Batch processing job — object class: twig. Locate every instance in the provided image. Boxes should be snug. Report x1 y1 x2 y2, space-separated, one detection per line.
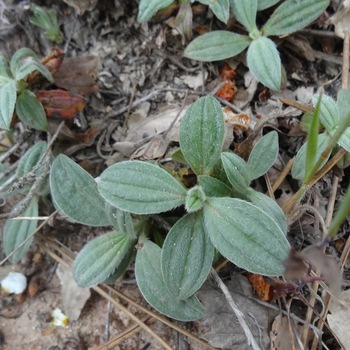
0 131 29 164
210 268 262 350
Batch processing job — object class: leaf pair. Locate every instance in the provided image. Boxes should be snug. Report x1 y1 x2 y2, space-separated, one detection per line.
185 0 329 90
0 48 53 130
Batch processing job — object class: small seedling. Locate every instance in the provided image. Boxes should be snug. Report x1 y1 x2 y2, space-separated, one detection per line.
184 0 329 90
0 48 85 130
0 48 53 130
49 95 291 320
30 4 64 44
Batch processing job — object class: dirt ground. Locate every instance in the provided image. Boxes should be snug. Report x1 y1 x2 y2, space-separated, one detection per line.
0 0 349 349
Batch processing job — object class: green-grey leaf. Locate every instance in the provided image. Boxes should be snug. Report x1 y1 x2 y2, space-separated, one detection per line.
0 53 11 78
0 79 16 130
73 231 136 288
16 90 47 131
161 211 214 300
30 5 63 44
16 141 47 179
262 0 329 36
337 89 350 122
204 197 290 276
313 94 337 134
247 131 279 181
245 188 287 234
180 96 225 175
135 240 205 321
230 0 258 32
198 0 230 24
257 0 280 11
10 48 53 83
184 31 250 62
106 207 136 239
137 0 174 22
3 196 38 264
291 132 331 180
247 36 281 90
98 161 186 215
198 175 233 197
50 154 110 226
338 128 350 153
221 152 250 193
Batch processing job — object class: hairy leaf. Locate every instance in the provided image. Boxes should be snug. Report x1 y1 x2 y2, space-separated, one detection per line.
247 36 281 90
16 90 47 131
257 0 280 11
137 0 174 22
247 131 279 181
3 197 38 264
198 0 230 23
184 31 250 62
50 154 110 226
204 197 290 276
10 48 53 82
221 152 250 194
230 0 258 32
98 161 187 214
180 96 225 175
73 231 136 287
313 94 337 134
198 175 233 197
0 79 16 129
135 240 205 321
262 0 329 36
245 188 287 234
161 211 214 299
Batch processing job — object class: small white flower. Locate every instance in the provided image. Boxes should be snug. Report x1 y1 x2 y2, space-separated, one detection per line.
51 308 69 327
1 272 27 294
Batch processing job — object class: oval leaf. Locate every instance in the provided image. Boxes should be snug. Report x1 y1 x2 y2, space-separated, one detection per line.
262 0 329 36
0 79 16 130
291 132 330 180
50 154 110 226
245 188 287 234
3 197 38 264
198 175 233 197
0 53 11 78
16 141 47 178
73 231 136 288
198 0 230 23
16 90 47 131
230 0 258 32
184 31 250 62
247 131 279 181
180 96 225 175
135 240 205 321
221 152 250 193
247 36 281 90
161 211 214 300
10 48 53 82
257 0 280 11
98 160 187 215
204 197 290 276
137 0 174 22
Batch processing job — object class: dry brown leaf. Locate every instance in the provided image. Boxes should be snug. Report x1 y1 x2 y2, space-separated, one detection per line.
54 56 100 95
327 289 350 349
